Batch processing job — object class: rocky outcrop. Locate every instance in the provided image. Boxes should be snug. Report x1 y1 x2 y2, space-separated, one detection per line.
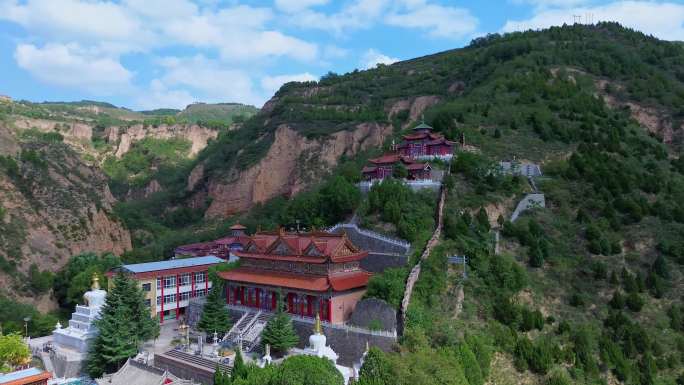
202 122 393 218
13 117 93 142
387 95 441 127
0 138 131 302
111 123 218 157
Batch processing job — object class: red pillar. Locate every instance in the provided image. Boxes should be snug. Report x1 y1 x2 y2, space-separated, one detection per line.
241 286 245 305
160 277 164 324
256 288 261 308
319 298 323 319
271 291 277 310
226 284 230 305
307 295 313 317
176 274 180 319
287 293 294 313
327 298 332 322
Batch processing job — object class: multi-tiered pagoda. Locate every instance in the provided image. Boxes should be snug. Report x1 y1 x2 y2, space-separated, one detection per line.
397 121 455 160
361 154 431 181
218 229 372 324
174 224 252 260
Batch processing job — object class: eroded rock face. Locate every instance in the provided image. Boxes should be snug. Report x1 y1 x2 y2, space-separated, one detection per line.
202 122 393 218
387 95 441 127
112 123 218 158
0 142 131 302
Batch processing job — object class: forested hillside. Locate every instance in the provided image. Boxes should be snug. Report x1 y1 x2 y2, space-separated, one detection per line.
3 21 684 384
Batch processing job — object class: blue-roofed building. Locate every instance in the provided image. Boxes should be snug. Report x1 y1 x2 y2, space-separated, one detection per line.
108 256 224 323
0 367 51 385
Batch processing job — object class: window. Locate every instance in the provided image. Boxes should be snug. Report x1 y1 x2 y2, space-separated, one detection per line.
194 272 206 284
179 292 191 302
179 273 191 286
194 289 206 297
163 294 176 304
157 297 162 306
156 278 161 289
163 276 176 288
144 299 151 307
142 283 151 292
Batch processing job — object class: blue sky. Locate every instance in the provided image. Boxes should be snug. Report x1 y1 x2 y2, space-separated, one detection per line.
1 0 684 110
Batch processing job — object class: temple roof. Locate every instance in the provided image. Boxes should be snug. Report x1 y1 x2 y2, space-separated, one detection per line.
214 235 252 246
95 359 197 385
230 223 247 230
218 268 371 292
0 368 51 385
413 122 433 131
238 230 368 263
361 166 377 174
110 256 224 278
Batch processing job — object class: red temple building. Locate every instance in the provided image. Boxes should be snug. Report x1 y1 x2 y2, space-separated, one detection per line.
218 229 372 324
174 224 252 261
397 121 455 160
361 153 431 181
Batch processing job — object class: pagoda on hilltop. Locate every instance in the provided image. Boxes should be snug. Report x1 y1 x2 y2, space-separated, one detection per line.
174 223 252 261
218 229 372 324
361 153 431 181
397 120 455 160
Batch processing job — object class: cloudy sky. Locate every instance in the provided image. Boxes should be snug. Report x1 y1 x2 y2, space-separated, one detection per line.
1 0 684 110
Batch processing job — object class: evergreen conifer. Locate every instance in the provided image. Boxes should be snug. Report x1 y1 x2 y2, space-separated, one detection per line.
199 281 232 336
87 273 159 377
260 294 299 356
232 347 247 380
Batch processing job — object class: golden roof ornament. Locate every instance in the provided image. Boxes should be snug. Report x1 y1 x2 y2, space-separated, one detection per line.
314 313 322 335
91 272 100 290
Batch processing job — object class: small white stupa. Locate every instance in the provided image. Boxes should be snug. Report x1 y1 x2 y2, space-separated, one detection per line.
304 314 338 362
51 273 107 378
298 314 355 384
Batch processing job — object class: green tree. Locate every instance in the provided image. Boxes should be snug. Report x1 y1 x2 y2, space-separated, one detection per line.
199 281 232 336
274 355 344 385
232 347 248 380
358 347 394 385
458 342 484 385
54 253 122 309
87 273 159 377
0 333 30 373
260 295 299 356
393 163 408 179
214 363 231 385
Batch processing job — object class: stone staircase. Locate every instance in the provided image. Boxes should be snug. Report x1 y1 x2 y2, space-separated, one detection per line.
224 310 273 353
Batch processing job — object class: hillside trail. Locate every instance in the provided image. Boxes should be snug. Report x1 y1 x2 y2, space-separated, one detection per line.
398 186 447 334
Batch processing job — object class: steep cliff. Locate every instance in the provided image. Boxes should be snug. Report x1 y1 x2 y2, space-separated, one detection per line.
199 122 392 218
0 123 131 302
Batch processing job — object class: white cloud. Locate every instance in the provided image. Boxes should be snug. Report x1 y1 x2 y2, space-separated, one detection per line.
14 43 132 93
361 49 399 69
275 0 329 12
0 0 317 61
0 0 153 52
284 0 478 39
386 1 479 39
261 72 318 96
219 31 318 62
285 0 389 35
502 1 684 41
153 55 263 107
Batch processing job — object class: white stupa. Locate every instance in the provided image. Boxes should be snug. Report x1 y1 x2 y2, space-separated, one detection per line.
51 273 107 377
297 314 353 384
